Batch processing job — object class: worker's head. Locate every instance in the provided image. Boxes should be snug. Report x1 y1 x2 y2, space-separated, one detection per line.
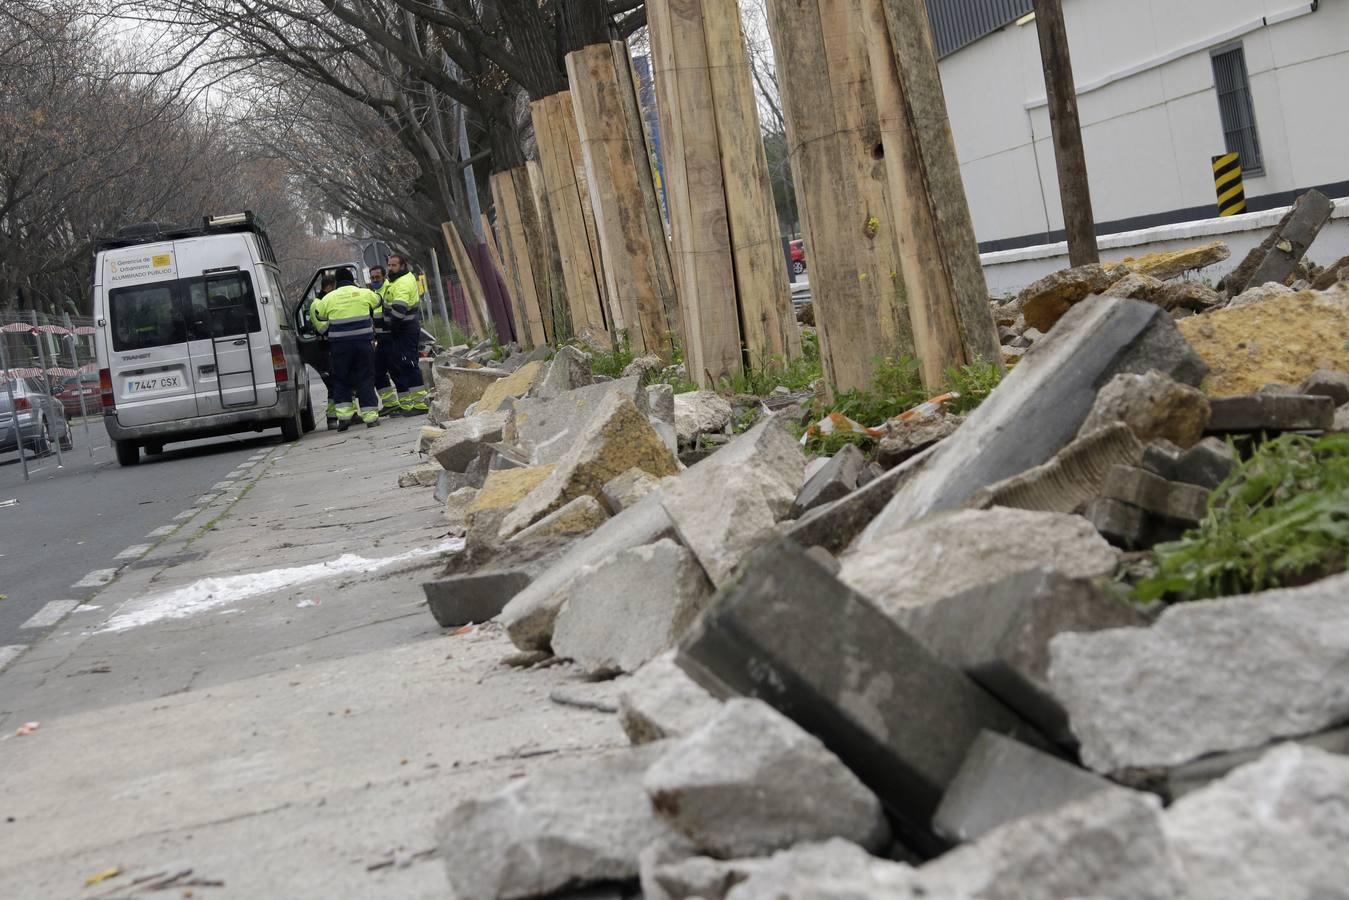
319 274 336 297
387 253 407 277
335 268 356 287
369 265 385 290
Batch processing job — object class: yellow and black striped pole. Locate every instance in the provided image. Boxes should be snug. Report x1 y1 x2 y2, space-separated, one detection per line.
1212 152 1246 216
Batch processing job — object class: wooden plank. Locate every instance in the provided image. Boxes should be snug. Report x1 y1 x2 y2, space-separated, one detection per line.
530 92 611 346
700 0 800 367
765 0 916 392
441 221 489 339
491 169 549 348
480 210 527 348
648 0 744 386
526 159 564 343
872 0 1002 380
566 41 679 361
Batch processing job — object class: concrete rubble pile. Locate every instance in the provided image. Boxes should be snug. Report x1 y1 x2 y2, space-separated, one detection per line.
402 257 1348 896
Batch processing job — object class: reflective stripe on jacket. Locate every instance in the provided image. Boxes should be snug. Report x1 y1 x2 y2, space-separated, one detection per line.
381 272 421 322
310 284 382 341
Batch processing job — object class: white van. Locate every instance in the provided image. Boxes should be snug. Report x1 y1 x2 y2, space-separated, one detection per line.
92 212 315 466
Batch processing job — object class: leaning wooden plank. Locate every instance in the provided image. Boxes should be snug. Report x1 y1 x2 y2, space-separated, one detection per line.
441 221 489 339
480 210 529 349
491 169 549 349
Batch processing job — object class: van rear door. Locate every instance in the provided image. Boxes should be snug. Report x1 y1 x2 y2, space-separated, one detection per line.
102 247 199 426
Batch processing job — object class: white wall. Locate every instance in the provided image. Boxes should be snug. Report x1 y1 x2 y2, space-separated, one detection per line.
939 0 1349 247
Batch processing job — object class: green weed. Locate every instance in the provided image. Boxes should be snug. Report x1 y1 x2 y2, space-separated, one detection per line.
944 359 1004 414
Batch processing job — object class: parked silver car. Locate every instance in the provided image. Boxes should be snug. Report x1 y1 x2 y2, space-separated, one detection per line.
1 375 74 456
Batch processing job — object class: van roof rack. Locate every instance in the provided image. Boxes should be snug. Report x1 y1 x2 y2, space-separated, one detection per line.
94 211 270 252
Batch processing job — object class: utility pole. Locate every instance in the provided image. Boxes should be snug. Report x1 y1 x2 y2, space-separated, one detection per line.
1033 0 1098 266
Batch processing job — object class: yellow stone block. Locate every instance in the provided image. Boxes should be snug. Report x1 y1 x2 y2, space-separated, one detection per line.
477 360 545 413
468 465 555 514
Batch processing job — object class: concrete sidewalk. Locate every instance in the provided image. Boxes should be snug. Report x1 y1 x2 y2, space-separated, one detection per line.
0 417 626 898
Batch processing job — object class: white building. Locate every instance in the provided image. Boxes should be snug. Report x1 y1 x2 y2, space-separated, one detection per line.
931 0 1349 252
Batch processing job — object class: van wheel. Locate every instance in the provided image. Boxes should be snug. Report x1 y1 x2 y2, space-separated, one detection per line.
145 443 164 456
300 391 317 434
115 440 140 466
281 406 303 442
59 427 74 451
32 418 53 457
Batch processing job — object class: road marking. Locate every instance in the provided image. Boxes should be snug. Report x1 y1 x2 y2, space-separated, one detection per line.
174 508 201 521
211 481 235 491
226 470 245 479
147 524 176 538
0 645 26 672
73 569 118 588
195 493 219 505
115 544 152 561
21 600 81 629
248 453 267 461
236 461 257 469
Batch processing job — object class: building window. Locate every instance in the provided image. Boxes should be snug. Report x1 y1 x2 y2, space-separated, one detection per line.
1211 45 1264 176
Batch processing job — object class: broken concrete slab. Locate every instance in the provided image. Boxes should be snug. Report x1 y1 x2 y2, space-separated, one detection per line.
792 443 865 516
646 699 890 860
476 359 544 413
1084 497 1154 551
678 539 1045 854
1299 369 1349 406
646 383 675 425
1124 240 1231 282
641 850 769 900
1018 262 1127 333
673 391 732 445
917 788 1182 900
1228 280 1294 308
444 485 477 534
500 490 678 651
720 840 915 900
423 570 532 628
437 743 680 900
467 466 554 519
428 410 513 471
619 651 722 745
1101 464 1210 524
1153 280 1224 313
532 345 594 400
1205 393 1335 433
600 467 663 515
1103 271 1162 301
623 353 664 383
418 425 446 453
552 538 713 676
1243 189 1334 293
661 415 805 587
933 731 1122 843
969 422 1144 515
508 375 649 465
509 495 609 543
432 365 510 420
1164 725 1349 800
895 567 1145 745
876 412 963 469
1164 743 1349 900
1172 436 1238 489
859 297 1207 545
1077 370 1210 448
841 509 1119 627
398 465 441 488
1049 572 1349 773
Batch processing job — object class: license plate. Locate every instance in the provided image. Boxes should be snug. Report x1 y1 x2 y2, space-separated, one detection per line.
125 374 183 393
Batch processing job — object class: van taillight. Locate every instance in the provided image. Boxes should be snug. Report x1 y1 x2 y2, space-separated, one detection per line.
270 345 288 383
14 397 29 411
99 368 114 410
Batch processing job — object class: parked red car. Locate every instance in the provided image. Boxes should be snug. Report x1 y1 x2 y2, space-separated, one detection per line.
57 372 101 418
789 239 807 276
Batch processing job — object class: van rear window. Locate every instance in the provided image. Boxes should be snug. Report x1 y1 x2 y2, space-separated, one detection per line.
186 273 261 339
109 283 185 351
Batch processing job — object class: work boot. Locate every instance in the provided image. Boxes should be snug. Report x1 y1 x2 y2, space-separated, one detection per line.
326 416 339 430
336 418 352 433
365 418 381 429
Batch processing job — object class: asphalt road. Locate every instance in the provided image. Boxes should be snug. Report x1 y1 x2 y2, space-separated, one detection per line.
0 415 288 651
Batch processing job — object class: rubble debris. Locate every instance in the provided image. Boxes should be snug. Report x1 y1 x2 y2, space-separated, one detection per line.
499 392 679 538
1048 572 1349 773
678 539 1044 854
719 840 915 900
548 680 624 714
619 651 722 745
646 383 675 426
1164 743 1349 900
533 345 594 400
432 365 510 420
1078 370 1210 448
876 411 963 469
418 425 446 453
792 443 864 515
1084 497 1157 551
1205 393 1335 433
429 411 512 471
601 467 663 515
895 567 1145 745
509 495 609 543
444 486 478 533
640 848 769 900
661 415 804 587
673 391 733 445
1100 464 1210 525
1226 189 1332 296
398 465 442 488
436 744 680 900
1152 280 1224 313
623 354 664 383
644 699 890 858
422 571 533 628
933 731 1122 843
859 297 1206 543
1018 262 1126 332
552 539 713 675
784 444 935 554
1102 271 1162 301
1178 283 1349 395
500 491 676 651
841 509 1119 625
1164 725 1349 800
508 376 649 465
467 467 554 519
476 360 545 412
1142 436 1238 490
1227 280 1293 308
1123 239 1231 282
1311 252 1349 291
1299 368 1349 406
917 789 1182 900
969 423 1143 514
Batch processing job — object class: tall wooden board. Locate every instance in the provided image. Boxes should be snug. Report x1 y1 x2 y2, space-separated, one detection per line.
526 159 564 343
489 169 549 349
441 221 490 339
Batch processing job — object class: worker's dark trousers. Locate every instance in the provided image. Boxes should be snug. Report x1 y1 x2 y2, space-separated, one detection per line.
328 339 378 417
373 332 399 392
392 313 425 390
